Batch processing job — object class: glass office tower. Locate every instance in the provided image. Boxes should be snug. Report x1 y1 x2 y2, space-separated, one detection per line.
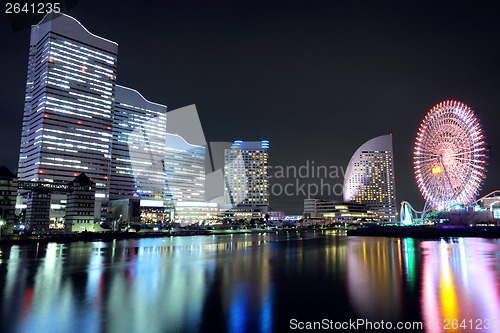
17 13 118 198
164 133 206 203
110 85 167 204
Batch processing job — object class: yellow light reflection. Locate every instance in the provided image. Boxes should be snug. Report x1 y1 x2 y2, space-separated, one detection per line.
439 242 458 331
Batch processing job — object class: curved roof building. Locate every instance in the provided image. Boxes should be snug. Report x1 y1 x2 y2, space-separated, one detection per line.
110 85 167 203
343 135 397 222
18 13 118 189
164 133 206 204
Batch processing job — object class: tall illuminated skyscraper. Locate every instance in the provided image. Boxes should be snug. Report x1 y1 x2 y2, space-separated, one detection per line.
110 85 167 205
17 13 117 197
224 140 269 210
343 135 397 222
164 133 206 204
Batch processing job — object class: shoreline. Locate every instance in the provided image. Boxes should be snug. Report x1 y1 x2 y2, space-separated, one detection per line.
0 228 288 245
2 225 500 245
347 225 500 238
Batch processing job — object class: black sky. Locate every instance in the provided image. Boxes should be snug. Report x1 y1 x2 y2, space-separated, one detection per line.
1 0 500 214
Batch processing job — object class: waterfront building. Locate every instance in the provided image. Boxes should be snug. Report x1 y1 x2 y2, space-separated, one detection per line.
303 198 379 223
322 203 379 223
224 140 269 211
220 208 265 221
164 133 206 223
16 13 176 228
0 166 19 234
442 196 500 226
17 173 102 232
64 173 96 232
110 85 167 207
17 13 118 226
482 195 500 224
174 202 219 225
269 211 285 222
18 13 117 193
343 135 397 223
303 198 338 218
164 133 206 203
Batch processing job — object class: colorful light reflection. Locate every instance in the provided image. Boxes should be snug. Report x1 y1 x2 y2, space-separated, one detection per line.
421 238 500 333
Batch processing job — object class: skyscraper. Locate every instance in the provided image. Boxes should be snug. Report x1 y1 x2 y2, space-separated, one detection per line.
224 140 269 210
110 85 167 205
164 133 206 204
17 13 117 197
343 135 397 222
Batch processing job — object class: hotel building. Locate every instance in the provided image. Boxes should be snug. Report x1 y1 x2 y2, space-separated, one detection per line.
224 140 269 211
343 135 397 222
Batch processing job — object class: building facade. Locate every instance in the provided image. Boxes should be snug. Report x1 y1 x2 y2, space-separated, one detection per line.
343 135 397 222
164 133 207 224
18 13 117 193
110 85 167 205
224 140 269 210
16 14 179 228
64 173 96 232
164 133 206 204
17 13 118 226
0 166 19 234
303 198 379 222
174 202 220 225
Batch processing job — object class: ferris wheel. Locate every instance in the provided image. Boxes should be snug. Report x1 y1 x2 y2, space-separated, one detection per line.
414 100 487 211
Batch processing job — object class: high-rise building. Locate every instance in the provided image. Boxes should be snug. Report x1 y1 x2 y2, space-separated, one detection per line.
164 133 206 204
164 133 208 225
343 135 397 222
224 140 269 210
110 85 167 206
18 13 118 196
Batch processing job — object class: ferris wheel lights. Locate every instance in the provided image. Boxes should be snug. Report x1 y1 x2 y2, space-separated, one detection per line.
431 166 442 174
414 100 487 209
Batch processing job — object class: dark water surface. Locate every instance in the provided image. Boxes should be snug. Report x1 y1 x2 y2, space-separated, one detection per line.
0 231 499 333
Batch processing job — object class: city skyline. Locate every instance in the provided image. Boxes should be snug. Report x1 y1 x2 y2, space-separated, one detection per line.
11 13 274 230
2 1 500 214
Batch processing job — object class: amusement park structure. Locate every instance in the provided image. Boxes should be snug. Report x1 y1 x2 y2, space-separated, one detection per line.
400 191 500 225
401 100 491 225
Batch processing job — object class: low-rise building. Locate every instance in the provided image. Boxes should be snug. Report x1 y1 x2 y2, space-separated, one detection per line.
0 166 18 234
304 198 379 223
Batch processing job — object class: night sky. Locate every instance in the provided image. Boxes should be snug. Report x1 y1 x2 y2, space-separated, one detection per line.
1 0 500 214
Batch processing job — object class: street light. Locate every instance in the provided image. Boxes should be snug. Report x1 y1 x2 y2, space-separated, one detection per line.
0 220 5 237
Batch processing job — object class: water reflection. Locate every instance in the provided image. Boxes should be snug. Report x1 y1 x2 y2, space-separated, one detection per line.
0 235 280 333
0 233 499 333
421 238 500 333
347 237 404 320
346 237 500 332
